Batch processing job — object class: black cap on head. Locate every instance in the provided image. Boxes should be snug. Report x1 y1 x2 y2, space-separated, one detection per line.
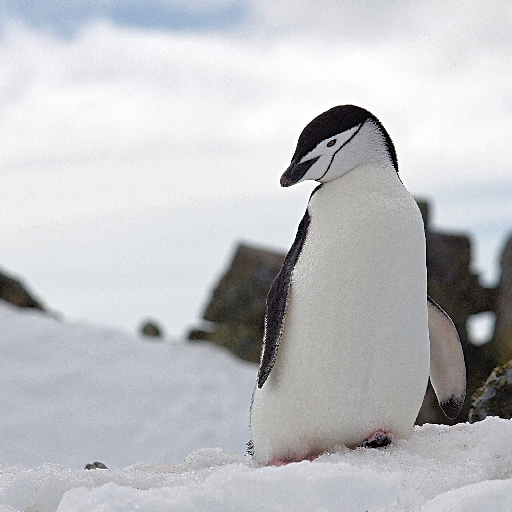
291 105 398 173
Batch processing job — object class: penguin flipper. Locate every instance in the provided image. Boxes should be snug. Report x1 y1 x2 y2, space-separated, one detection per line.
427 296 466 419
257 208 312 388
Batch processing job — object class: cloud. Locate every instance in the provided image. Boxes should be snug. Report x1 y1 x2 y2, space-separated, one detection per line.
1 2 511 333
3 4 512 189
2 6 511 214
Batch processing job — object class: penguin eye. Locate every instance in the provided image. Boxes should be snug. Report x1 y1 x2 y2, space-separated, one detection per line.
326 139 336 147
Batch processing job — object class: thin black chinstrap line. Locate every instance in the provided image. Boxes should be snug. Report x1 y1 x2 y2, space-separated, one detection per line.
318 121 365 181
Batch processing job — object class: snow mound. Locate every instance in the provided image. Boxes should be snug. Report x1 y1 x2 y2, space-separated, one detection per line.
2 302 512 510
0 418 511 511
0 302 256 469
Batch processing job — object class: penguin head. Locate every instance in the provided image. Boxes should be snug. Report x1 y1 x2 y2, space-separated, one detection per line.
280 105 398 187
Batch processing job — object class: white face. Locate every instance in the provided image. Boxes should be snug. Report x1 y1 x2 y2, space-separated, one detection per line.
294 124 362 184
281 120 390 187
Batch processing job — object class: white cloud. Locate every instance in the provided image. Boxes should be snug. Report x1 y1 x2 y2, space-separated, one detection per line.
3 8 511 192
1 3 511 333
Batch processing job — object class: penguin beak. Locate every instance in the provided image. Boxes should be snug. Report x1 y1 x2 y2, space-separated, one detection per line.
280 157 320 187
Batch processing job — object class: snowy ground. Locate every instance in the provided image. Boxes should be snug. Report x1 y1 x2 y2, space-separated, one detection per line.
1 302 512 511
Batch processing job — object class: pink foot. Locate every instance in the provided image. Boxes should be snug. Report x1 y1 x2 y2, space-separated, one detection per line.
359 430 394 448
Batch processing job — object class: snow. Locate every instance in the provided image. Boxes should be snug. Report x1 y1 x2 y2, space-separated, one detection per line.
1 302 512 510
0 302 255 469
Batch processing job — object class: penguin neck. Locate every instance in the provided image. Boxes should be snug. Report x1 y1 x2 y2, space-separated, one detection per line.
306 161 423 276
318 121 397 182
317 161 402 200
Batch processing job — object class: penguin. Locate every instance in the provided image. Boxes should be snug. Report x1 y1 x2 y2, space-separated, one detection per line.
249 105 466 466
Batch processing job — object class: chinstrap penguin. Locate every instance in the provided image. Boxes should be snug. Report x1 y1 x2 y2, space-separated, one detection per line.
249 105 466 466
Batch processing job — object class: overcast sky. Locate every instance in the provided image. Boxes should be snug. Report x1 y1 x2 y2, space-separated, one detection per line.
1 1 511 339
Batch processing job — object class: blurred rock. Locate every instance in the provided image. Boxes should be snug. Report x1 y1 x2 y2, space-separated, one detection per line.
203 244 284 331
416 199 429 229
422 223 496 423
188 244 283 362
426 231 496 343
489 235 512 365
0 268 45 310
468 359 512 423
417 202 496 423
188 329 212 341
140 320 163 338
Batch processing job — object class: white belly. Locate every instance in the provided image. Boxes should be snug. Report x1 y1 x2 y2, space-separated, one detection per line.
251 163 430 464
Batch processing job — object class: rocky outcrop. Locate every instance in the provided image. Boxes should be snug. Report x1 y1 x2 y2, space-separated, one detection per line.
0 269 44 310
466 236 512 424
468 359 512 423
419 202 497 423
489 236 512 365
189 244 283 362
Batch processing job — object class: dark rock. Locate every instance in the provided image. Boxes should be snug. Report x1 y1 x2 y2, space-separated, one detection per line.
0 268 45 310
203 244 284 331
189 243 283 362
85 461 108 470
489 235 512 365
205 323 262 362
416 199 429 230
419 204 496 424
426 231 495 343
188 329 212 341
468 359 512 423
140 320 163 338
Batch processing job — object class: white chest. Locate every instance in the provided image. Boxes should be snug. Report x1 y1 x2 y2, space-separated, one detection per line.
250 163 430 464
292 163 426 326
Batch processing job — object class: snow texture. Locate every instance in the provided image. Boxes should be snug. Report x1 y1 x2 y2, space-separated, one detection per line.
0 302 255 469
1 302 512 510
